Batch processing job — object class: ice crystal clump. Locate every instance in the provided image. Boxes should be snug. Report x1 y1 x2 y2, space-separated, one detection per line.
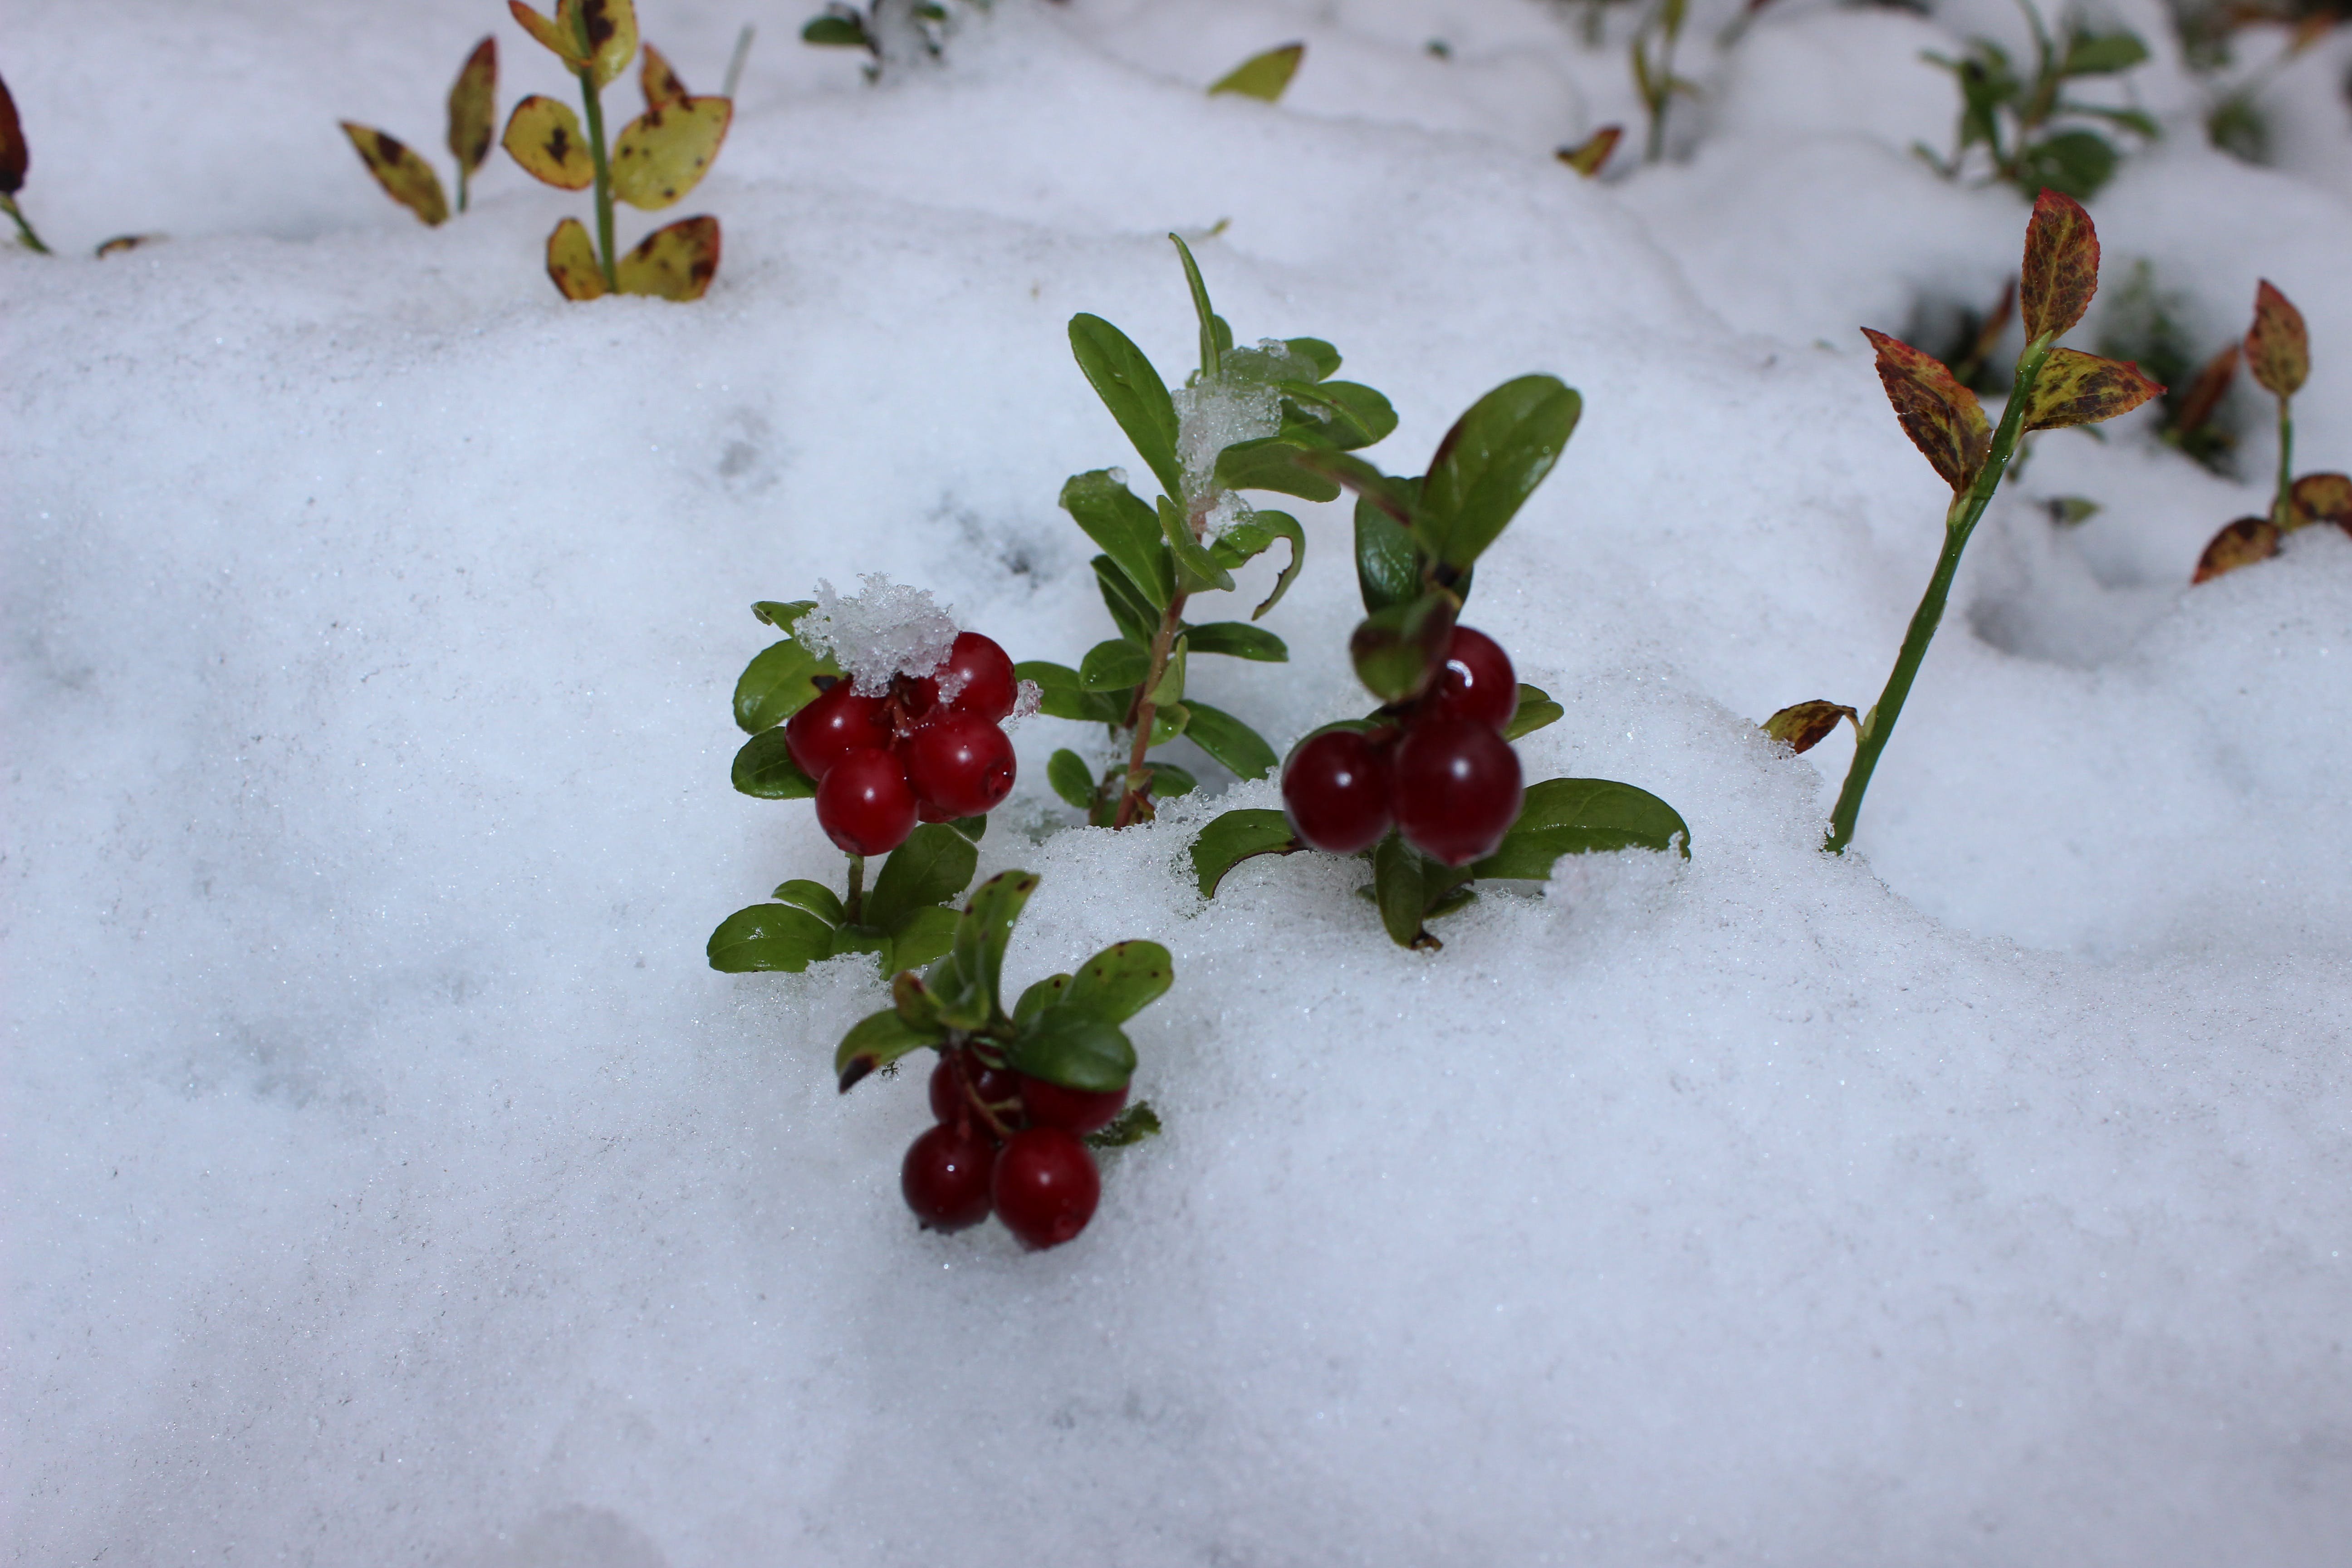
1171 339 1313 514
796 574 960 697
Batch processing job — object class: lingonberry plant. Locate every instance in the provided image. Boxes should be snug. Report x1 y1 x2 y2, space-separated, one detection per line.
504 0 730 301
1631 0 1696 162
1024 236 1397 827
1191 377 1690 950
802 0 980 77
708 584 1030 978
0 70 53 255
2193 280 2352 582
1767 191 2161 852
833 870 1169 1250
1915 0 2155 200
341 37 499 226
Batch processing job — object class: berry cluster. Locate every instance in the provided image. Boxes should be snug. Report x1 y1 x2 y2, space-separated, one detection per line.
785 632 1020 856
1279 624 1524 866
902 1047 1129 1249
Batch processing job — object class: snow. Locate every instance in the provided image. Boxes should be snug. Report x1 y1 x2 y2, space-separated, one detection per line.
795 574 961 696
4 0 2350 1563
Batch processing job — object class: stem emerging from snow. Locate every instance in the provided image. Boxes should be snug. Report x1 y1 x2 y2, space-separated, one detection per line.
2 193 49 255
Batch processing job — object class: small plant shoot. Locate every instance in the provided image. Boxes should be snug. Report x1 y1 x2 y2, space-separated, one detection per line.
1 70 53 254
1556 125 1624 178
835 870 1172 1250
802 1 972 78
2193 281 2351 582
504 0 731 300
1915 0 2155 200
1776 191 2161 853
1208 43 1305 102
1632 0 1696 162
1192 377 1690 951
341 37 499 225
1027 237 1399 827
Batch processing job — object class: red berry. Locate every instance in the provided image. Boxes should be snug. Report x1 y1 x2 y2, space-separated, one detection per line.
785 681 892 781
938 632 1017 721
1390 715 1523 866
899 711 1017 819
902 1122 995 1232
929 1053 1018 1126
1016 1074 1129 1135
814 747 918 856
1425 625 1516 731
991 1127 1100 1250
1281 729 1393 855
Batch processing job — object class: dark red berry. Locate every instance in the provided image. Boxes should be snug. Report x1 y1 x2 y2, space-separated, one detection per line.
1425 625 1516 731
929 1053 1019 1126
785 681 892 781
899 711 1017 820
814 747 919 856
902 1122 995 1231
1016 1074 1129 1135
1281 729 1393 855
939 632 1018 721
1390 715 1523 866
992 1127 1101 1250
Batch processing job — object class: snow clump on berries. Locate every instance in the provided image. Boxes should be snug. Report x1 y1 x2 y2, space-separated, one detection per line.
797 574 962 698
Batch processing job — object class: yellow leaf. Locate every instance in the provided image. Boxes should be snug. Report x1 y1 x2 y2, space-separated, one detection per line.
641 42 689 108
2290 472 2351 532
446 37 498 177
578 0 639 88
1208 43 1304 101
501 95 594 190
610 97 731 210
1859 328 1992 492
2021 348 2163 431
509 0 587 66
1554 125 1621 177
2245 279 2309 401
616 214 720 301
339 122 449 225
2192 516 2278 583
546 217 607 301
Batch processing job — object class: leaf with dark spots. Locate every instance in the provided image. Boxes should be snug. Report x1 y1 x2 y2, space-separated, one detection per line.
545 217 607 299
833 1008 944 1094
2019 188 2099 341
578 0 639 87
2192 517 2279 583
503 96 595 189
510 0 589 65
1762 700 1857 754
2020 348 2162 431
446 38 499 177
340 122 450 225
1860 328 1990 492
615 214 721 300
2290 473 2351 533
641 41 689 108
2245 280 2309 400
611 96 730 210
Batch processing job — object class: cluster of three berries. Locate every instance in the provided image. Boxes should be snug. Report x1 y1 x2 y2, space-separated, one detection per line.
902 1049 1131 1250
1280 624 1526 866
785 632 1021 856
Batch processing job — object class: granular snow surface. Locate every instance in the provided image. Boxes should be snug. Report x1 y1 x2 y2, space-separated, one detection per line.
4 1 2350 1563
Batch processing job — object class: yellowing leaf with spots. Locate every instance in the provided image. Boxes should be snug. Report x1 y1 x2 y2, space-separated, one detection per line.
611 97 731 210
2245 280 2309 401
502 95 594 190
1860 328 1991 493
2019 187 2099 342
641 42 689 108
1555 125 1621 177
2291 472 2352 533
339 122 449 225
578 0 640 88
2020 348 2162 432
2192 516 2278 583
509 0 588 66
446 37 498 179
616 214 720 300
545 217 607 300
1762 701 1857 755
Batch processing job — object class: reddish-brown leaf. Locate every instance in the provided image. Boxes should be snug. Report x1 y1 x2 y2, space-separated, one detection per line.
0 70 26 196
1555 126 1621 177
2192 516 2279 583
2019 189 2099 342
2021 348 2163 431
2170 341 2238 439
2245 280 2309 400
1762 701 1858 755
1860 328 1993 492
2290 472 2352 533
641 42 689 108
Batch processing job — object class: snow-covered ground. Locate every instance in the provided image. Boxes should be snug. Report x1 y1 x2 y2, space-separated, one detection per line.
5 0 2350 1562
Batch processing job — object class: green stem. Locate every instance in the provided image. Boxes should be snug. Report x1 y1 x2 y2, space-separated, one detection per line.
577 66 617 289
1824 333 2055 854
2 193 51 255
2271 393 2294 530
844 853 866 924
456 164 470 216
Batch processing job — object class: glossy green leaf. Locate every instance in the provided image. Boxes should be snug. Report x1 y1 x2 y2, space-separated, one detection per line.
1085 1102 1162 1149
1501 683 1563 741
1279 380 1398 451
864 823 979 932
1283 337 1341 379
953 869 1039 1016
1419 375 1583 571
1146 761 1197 797
1181 701 1278 780
801 14 872 48
734 638 834 733
753 598 816 631
1013 972 1072 1026
1291 448 1416 526
1092 555 1160 646
1184 622 1286 661
1079 638 1151 692
1047 749 1098 810
828 925 889 962
1159 495 1236 594
769 878 843 926
1207 42 1304 101
1004 1008 1136 1093
1147 637 1187 707
1354 494 1421 614
1350 592 1456 704
885 903 960 974
833 1007 943 1093
1062 470 1174 611
1148 703 1190 745
1209 509 1305 620
1059 940 1175 1025
1191 808 1303 896
1215 437 1343 503
1169 232 1221 382
1372 834 1435 949
707 902 835 972
1017 660 1125 725
1068 314 1184 502
731 728 818 798
1471 777 1692 880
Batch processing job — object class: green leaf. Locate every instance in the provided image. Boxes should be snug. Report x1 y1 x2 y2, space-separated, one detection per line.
1471 777 1692 880
2060 29 2147 75
1148 703 1190 745
1502 683 1563 741
1350 592 1456 704
1147 636 1188 707
1279 380 1398 451
1209 509 1305 620
753 598 817 631
1013 972 1072 1026
953 869 1039 1016
1354 494 1421 614
707 902 836 972
1215 437 1343 503
864 822 980 932
1290 448 1417 526
1060 940 1175 1025
1181 701 1279 780
1146 761 1197 797
769 878 843 926
730 728 819 798
950 815 988 844
2063 101 2158 138
2015 129 2119 201
1085 1101 1162 1148
1169 232 1221 382
833 1008 943 1094
1372 834 1436 950
1419 375 1583 571
1080 637 1152 692
1047 749 1098 810
801 14 872 49
1092 555 1160 646
1069 314 1185 502
1191 808 1303 896
1159 495 1236 595
1004 1008 1136 1093
1062 470 1174 611
1283 337 1341 379
1017 660 1125 725
1207 41 1304 102
884 903 960 974
734 639 835 733
828 925 889 961
1184 621 1287 661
